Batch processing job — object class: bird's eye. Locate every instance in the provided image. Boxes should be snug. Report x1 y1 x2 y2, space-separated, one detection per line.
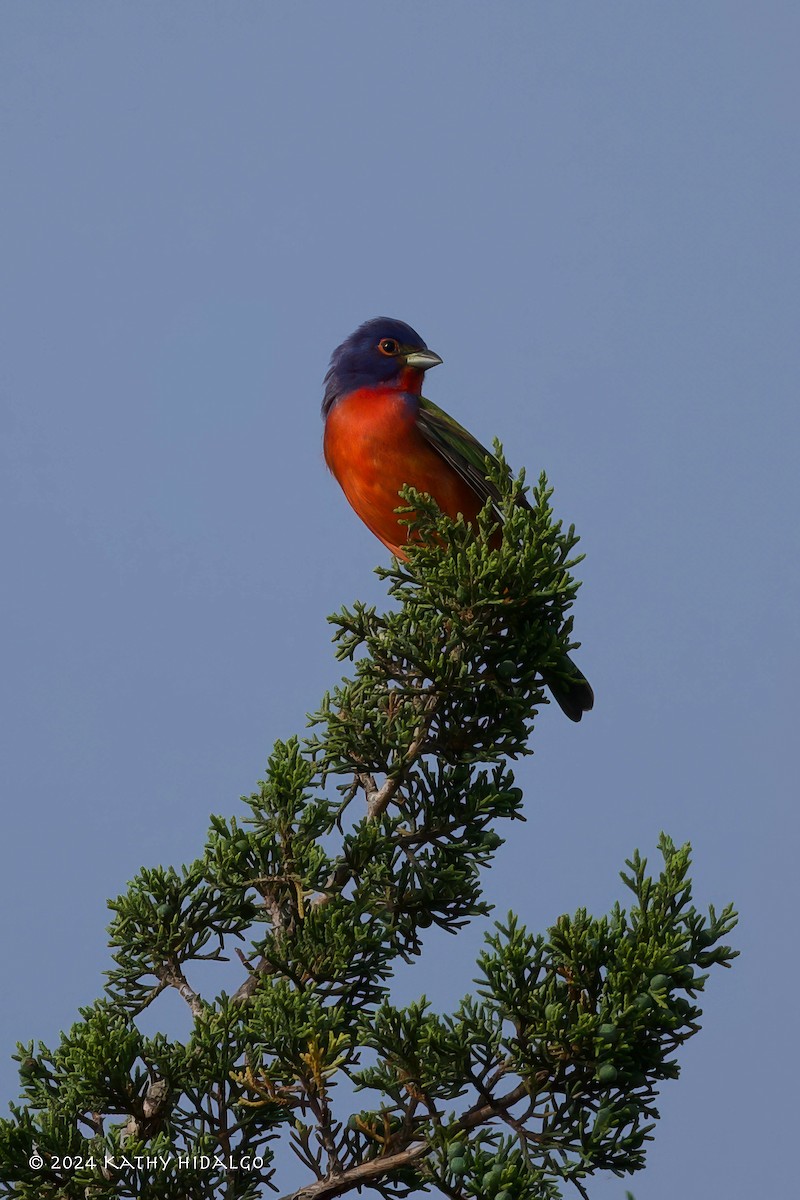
378 338 400 356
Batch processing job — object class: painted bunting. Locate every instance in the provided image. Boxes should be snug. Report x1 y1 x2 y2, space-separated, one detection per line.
322 317 593 722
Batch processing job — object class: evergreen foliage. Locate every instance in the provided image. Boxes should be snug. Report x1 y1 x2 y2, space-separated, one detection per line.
0 451 737 1199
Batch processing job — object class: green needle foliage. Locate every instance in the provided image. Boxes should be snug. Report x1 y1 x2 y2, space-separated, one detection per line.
0 449 737 1200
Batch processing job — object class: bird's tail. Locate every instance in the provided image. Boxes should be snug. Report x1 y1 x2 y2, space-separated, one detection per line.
543 654 594 723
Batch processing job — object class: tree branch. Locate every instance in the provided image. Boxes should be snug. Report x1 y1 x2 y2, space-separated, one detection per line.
278 1081 530 1200
367 693 439 819
278 1139 427 1200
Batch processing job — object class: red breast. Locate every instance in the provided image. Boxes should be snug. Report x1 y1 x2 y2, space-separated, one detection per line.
324 387 482 558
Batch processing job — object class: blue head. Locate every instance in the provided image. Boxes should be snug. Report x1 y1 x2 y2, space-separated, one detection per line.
322 317 442 416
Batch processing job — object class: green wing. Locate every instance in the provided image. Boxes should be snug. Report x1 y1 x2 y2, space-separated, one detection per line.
418 397 591 720
416 395 531 512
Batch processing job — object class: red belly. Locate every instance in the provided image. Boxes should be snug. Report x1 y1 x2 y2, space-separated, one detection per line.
324 387 481 558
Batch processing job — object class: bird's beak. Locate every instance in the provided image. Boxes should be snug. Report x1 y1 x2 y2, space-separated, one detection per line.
404 348 443 371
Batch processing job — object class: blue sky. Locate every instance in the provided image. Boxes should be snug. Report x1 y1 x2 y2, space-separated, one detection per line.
1 3 797 1196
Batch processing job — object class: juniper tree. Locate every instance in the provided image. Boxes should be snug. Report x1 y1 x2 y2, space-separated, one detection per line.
0 452 737 1200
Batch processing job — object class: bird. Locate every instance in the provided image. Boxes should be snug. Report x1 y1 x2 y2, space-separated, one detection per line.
322 317 593 722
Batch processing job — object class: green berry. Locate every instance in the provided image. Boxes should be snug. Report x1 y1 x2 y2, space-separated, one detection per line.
482 1166 503 1192
596 1063 618 1085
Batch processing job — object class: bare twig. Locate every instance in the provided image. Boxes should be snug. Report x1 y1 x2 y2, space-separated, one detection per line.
231 953 278 1005
157 958 204 1018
